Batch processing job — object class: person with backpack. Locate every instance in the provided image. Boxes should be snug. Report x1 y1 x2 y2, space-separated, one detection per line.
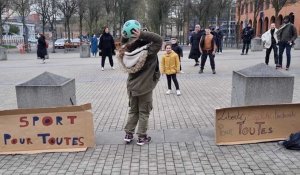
118 25 162 146
276 15 298 70
241 23 254 55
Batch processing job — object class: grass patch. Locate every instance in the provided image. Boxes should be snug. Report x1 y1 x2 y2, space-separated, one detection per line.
1 45 17 49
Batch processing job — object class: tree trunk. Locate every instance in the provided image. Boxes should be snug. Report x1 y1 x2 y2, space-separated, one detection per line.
67 18 71 42
79 15 83 42
42 17 46 34
0 17 3 45
22 16 29 53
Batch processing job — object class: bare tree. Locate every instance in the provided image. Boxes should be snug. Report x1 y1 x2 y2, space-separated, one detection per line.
0 0 13 45
57 0 78 42
272 0 288 25
78 0 87 41
11 0 32 52
252 0 264 35
235 0 242 48
215 0 233 26
34 0 48 34
45 0 58 53
85 0 103 34
147 0 175 35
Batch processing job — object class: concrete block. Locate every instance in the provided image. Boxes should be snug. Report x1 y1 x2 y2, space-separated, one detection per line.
0 47 7 61
15 72 76 108
80 44 90 58
251 37 263 51
294 37 300 50
231 63 294 107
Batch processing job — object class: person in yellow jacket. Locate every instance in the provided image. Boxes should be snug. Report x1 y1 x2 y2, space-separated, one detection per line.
160 44 181 96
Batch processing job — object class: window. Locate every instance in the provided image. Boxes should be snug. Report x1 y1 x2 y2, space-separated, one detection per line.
245 3 248 13
265 0 270 9
250 2 253 12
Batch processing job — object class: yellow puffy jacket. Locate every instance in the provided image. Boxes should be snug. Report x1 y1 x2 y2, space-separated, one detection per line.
160 50 180 75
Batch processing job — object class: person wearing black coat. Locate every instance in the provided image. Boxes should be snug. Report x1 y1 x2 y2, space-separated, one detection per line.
241 23 254 55
98 27 116 70
37 34 48 63
171 38 184 73
188 25 205 66
215 28 224 54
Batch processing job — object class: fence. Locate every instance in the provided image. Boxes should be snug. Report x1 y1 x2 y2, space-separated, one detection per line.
2 35 24 46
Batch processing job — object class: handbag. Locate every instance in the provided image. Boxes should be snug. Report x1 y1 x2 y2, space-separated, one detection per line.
123 45 148 68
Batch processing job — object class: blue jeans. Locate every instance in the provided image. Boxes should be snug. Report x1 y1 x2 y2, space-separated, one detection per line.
278 42 292 68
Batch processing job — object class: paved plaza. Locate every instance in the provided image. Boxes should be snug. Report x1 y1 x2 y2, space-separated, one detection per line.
0 47 300 175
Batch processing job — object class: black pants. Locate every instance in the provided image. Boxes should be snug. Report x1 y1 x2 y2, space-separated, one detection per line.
101 54 114 67
200 52 215 70
217 40 222 53
278 42 292 68
265 43 278 65
166 74 179 90
242 40 251 54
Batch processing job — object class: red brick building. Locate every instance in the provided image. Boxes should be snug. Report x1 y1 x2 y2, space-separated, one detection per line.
238 0 300 36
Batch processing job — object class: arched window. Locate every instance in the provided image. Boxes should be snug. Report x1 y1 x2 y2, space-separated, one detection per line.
289 12 295 24
270 16 276 23
264 17 269 32
277 15 283 26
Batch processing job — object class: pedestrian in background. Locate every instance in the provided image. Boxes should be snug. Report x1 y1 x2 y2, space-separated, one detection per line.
90 34 98 57
199 27 217 74
171 38 184 73
161 44 181 96
261 23 278 67
37 34 48 64
215 27 224 54
99 27 115 71
188 24 204 66
276 15 298 70
241 23 254 55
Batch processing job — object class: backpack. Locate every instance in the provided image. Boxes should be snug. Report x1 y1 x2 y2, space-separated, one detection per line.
282 132 300 150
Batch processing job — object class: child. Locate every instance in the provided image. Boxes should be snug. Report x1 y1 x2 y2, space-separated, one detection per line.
199 27 217 74
171 38 184 73
161 44 181 96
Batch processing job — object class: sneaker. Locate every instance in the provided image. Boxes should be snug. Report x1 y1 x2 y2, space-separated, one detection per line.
137 136 151 146
176 90 181 96
286 67 289 71
194 63 199 66
199 69 203 74
166 89 171 95
42 60 46 64
180 70 184 74
241 53 244 55
112 67 115 70
101 67 104 71
124 133 134 143
219 52 222 55
212 69 216 74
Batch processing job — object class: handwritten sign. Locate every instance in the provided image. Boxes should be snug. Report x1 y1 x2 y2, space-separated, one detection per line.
0 104 95 154
216 103 300 145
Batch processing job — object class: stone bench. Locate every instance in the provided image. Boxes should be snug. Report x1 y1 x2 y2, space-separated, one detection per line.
231 63 294 107
16 72 76 108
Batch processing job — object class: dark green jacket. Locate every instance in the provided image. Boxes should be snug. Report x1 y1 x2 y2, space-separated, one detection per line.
277 23 298 43
127 31 162 96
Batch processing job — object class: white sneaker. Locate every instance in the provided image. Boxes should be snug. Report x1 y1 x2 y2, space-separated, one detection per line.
101 67 104 71
176 90 181 96
112 67 115 70
166 89 171 95
42 60 46 64
180 71 184 74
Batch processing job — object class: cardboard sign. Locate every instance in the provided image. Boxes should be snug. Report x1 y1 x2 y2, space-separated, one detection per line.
0 104 95 154
216 103 300 145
